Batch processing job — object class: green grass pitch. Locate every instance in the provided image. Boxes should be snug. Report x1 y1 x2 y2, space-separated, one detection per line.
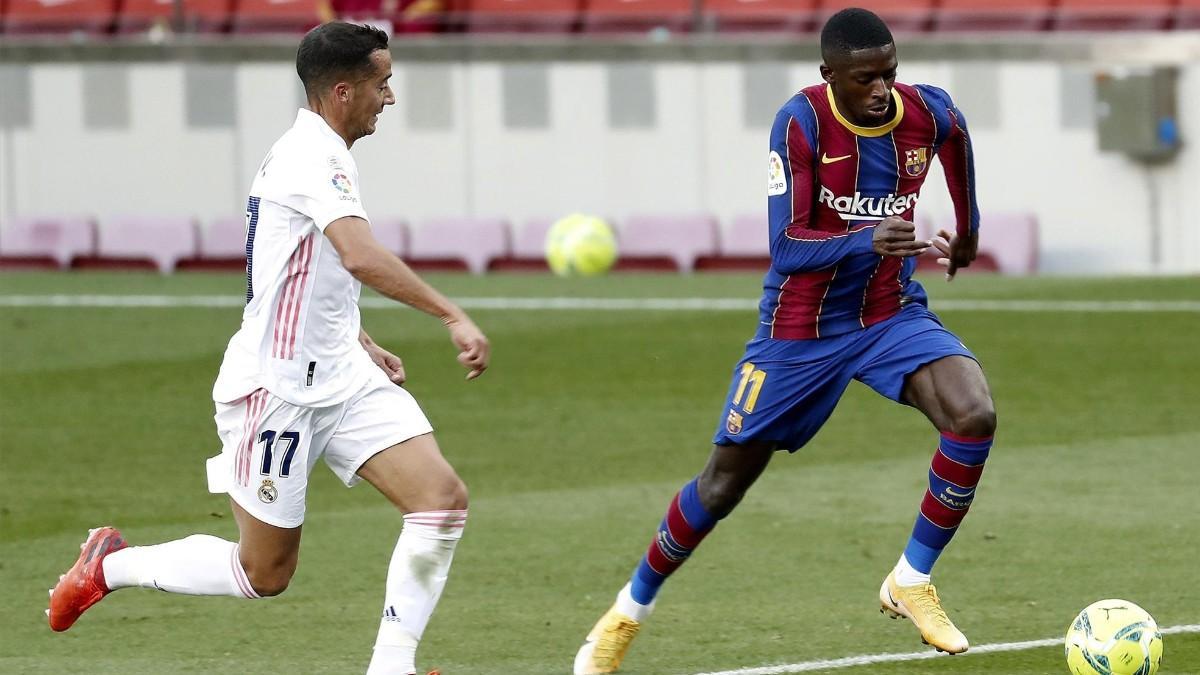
1 271 1197 674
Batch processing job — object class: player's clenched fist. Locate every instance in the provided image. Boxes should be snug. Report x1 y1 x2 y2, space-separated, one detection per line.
446 318 490 380
872 215 931 258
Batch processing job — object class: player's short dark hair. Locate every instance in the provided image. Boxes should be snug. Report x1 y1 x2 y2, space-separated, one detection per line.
296 22 389 99
820 8 894 63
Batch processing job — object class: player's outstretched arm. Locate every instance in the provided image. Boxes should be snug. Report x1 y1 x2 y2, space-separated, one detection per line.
326 216 490 380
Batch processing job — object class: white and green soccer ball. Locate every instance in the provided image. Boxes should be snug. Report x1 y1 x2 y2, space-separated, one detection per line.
545 214 618 277
1065 599 1162 675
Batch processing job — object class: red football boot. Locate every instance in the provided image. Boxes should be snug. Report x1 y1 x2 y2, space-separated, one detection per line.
48 527 128 632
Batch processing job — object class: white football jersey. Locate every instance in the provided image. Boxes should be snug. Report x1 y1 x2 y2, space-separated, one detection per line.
213 109 377 407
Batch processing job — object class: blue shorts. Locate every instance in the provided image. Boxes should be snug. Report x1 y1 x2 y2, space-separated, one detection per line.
711 303 975 452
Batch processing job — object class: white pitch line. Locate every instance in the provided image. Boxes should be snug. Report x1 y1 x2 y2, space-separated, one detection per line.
0 295 1198 312
690 624 1200 675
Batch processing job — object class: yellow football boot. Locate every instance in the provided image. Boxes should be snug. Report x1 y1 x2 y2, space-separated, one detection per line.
573 606 642 674
880 572 969 654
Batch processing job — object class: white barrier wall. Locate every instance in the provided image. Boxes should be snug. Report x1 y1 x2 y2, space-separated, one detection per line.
1 37 1198 273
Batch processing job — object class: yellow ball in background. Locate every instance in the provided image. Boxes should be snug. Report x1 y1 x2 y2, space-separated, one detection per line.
545 214 618 277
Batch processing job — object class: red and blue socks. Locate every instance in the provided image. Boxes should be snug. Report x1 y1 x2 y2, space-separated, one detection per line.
899 431 992 583
628 478 719 607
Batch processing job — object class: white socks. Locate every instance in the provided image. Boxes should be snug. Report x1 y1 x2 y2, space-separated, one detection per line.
615 582 654 622
102 534 261 598
893 554 932 587
366 510 467 675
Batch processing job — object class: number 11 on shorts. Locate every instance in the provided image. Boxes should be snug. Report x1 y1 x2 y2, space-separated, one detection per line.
732 363 767 413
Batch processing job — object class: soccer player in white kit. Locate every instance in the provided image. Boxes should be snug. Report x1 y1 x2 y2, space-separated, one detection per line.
47 22 489 675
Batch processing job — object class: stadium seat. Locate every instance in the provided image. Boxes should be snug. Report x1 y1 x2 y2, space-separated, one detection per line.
1053 0 1176 31
701 0 817 33
581 0 694 34
695 213 769 270
116 0 232 33
232 0 323 33
197 214 247 259
461 0 580 32
814 0 935 33
0 216 96 269
406 216 509 274
370 217 408 257
3 0 118 34
616 213 719 272
930 212 1037 275
490 216 553 271
94 216 198 273
932 0 1053 32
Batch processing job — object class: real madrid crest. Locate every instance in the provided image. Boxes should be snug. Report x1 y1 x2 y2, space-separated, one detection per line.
904 147 929 177
726 409 744 435
258 479 278 504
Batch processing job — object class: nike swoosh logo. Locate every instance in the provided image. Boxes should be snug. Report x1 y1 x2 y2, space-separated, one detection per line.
821 153 852 164
945 486 975 498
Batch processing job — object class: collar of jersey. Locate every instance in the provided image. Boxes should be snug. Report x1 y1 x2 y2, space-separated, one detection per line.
825 85 903 137
296 108 349 148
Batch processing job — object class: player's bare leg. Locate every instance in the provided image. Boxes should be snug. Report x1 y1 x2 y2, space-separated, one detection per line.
230 499 303 597
881 355 995 653
575 442 774 674
358 433 468 675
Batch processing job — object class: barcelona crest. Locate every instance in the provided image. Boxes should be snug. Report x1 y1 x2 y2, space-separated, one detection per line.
905 147 929 176
726 409 744 435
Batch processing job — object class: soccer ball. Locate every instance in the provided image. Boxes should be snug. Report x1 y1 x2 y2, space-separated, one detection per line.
545 214 618 277
1065 599 1162 675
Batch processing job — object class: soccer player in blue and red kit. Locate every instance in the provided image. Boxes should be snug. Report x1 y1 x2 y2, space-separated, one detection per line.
574 8 996 673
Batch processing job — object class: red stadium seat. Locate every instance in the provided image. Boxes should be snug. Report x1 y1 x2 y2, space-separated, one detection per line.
232 0 323 33
89 216 198 273
1179 0 1200 29
3 0 117 34
581 0 694 34
0 216 95 269
933 0 1053 32
462 0 580 32
1053 0 1175 31
616 213 719 272
117 0 232 33
694 213 770 271
702 0 816 32
815 0 935 34
490 216 554 271
406 216 509 274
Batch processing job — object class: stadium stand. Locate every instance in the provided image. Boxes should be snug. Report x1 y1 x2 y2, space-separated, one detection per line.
2 0 118 34
615 213 719 272
932 0 1053 32
1180 0 1200 28
1053 0 1177 31
960 211 1038 275
231 0 324 33
406 216 510 274
0 216 96 269
89 216 198 273
581 0 695 34
461 0 580 33
701 0 817 33
115 0 233 33
814 0 937 34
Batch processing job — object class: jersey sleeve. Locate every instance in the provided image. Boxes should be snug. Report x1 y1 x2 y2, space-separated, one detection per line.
277 150 370 232
917 85 980 238
767 103 875 275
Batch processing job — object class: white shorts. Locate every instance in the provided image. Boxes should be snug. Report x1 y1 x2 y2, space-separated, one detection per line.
207 372 433 528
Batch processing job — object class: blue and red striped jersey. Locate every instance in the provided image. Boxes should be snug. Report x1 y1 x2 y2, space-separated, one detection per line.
758 81 979 340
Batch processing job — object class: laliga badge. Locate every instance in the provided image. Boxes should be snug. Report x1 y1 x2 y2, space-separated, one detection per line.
726 409 744 435
258 479 278 504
